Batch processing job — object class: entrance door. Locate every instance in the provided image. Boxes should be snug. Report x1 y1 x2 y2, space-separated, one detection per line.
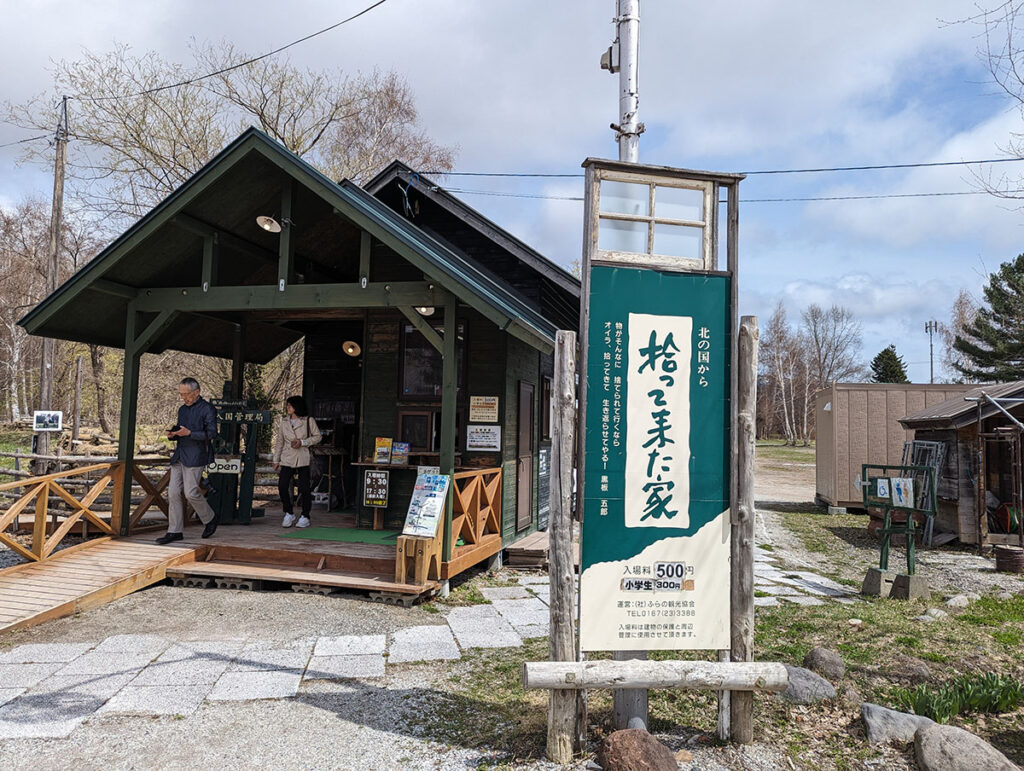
516 381 535 531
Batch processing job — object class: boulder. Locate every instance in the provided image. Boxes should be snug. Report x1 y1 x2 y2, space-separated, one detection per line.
839 685 863 709
803 647 846 680
945 594 970 608
861 703 933 744
915 723 1018 771
890 656 932 684
780 665 836 704
597 729 677 771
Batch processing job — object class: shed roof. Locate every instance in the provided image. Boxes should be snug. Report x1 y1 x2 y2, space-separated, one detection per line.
19 128 565 360
899 380 1024 430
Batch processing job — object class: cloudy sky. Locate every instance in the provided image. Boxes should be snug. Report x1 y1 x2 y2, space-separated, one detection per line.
2 0 1023 382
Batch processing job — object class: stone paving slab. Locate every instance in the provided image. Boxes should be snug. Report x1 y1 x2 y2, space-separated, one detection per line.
208 670 302 701
30 672 137 700
230 639 314 672
57 650 158 677
0 643 94 664
388 625 460 664
756 584 803 596
93 634 170 656
445 605 522 649
0 689 25 708
0 711 85 739
480 586 531 600
527 587 551 605
517 575 551 585
98 684 212 716
157 639 246 663
132 658 232 687
754 596 779 607
783 595 825 606
491 597 549 627
313 634 386 658
0 662 64 689
304 655 385 680
516 623 550 639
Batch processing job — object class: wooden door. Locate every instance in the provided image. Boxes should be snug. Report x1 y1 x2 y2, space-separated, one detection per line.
517 381 535 531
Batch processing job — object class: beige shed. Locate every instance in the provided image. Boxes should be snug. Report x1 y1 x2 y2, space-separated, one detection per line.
815 383 974 510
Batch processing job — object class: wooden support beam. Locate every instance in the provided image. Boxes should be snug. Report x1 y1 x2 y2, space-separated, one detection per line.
231 323 245 399
440 292 457 566
398 306 443 353
523 661 788 692
547 330 583 763
92 279 136 300
359 230 371 285
117 306 141 535
278 181 296 291
133 310 179 354
201 232 219 292
172 213 277 265
134 282 438 313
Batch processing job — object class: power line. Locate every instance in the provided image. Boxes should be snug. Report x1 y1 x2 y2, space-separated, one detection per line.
0 133 50 149
445 186 1024 204
430 155 1024 179
77 0 390 103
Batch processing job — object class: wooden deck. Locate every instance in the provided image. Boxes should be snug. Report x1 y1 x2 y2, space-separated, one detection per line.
0 537 196 633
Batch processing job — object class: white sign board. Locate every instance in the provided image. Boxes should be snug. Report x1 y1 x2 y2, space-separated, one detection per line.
33 410 63 432
207 455 242 475
891 477 915 508
469 396 499 422
402 474 451 538
466 424 502 452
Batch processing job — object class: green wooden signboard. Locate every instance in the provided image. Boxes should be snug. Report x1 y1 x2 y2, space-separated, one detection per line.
580 265 731 651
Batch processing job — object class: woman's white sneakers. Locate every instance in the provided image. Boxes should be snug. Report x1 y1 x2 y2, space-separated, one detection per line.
297 515 311 528
282 513 296 528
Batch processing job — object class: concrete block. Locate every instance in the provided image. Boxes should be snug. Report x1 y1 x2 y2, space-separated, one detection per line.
861 568 896 597
890 574 930 601
828 506 847 515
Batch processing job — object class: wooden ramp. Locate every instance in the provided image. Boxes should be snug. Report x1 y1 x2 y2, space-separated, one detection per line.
505 530 580 569
0 538 197 634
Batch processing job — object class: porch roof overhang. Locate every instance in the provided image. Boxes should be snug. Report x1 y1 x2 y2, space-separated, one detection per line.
899 380 1024 430
19 128 559 361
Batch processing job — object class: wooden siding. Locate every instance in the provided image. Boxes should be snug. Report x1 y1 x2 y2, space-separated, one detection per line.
816 384 975 508
502 336 542 544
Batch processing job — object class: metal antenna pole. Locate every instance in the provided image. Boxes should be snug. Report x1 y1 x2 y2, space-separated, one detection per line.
36 96 69 473
925 321 937 384
602 0 643 162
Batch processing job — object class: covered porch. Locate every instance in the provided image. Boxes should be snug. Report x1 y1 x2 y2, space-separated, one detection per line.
15 128 567 603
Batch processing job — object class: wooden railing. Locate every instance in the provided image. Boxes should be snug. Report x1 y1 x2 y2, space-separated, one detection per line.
451 467 502 554
0 462 124 562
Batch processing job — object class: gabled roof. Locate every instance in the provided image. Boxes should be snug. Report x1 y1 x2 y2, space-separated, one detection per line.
366 161 580 297
900 380 1024 430
20 128 564 358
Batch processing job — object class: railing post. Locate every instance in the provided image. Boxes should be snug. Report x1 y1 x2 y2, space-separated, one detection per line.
32 483 49 560
109 462 126 536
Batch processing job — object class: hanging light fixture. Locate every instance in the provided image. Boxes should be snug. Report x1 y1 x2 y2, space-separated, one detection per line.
415 306 435 316
256 215 282 233
342 340 362 357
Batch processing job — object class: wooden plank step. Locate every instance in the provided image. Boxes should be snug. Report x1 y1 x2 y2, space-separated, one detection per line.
167 561 432 595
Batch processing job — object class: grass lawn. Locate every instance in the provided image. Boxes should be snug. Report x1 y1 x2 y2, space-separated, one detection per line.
756 440 816 465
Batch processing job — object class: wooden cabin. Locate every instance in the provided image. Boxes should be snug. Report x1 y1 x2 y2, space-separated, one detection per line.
899 381 1024 547
15 128 579 606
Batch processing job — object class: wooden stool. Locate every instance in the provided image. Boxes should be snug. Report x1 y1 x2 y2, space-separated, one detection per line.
396 535 441 585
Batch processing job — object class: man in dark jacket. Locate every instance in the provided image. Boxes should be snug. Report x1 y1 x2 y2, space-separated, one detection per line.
157 377 219 544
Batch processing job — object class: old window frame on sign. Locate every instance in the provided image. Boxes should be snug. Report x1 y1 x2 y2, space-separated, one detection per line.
591 167 716 273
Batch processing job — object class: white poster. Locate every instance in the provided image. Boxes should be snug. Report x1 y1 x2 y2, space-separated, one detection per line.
891 477 914 508
466 424 502 451
624 313 692 528
469 396 499 422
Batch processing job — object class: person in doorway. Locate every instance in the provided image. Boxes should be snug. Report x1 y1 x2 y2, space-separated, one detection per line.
274 395 322 528
158 377 219 544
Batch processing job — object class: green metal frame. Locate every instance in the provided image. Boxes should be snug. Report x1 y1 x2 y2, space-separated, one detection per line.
861 463 937 575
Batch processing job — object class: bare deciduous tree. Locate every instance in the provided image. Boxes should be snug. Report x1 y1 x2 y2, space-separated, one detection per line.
801 303 865 387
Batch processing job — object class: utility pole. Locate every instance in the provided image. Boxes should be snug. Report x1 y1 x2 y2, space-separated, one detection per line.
36 96 69 473
602 0 644 163
603 0 648 730
925 320 939 384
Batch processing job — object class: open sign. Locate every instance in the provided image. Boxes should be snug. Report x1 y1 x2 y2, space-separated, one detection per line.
207 455 242 475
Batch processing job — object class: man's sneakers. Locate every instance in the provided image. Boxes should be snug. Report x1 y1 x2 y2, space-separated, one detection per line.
201 520 218 539
282 513 296 528
155 532 183 545
296 515 311 528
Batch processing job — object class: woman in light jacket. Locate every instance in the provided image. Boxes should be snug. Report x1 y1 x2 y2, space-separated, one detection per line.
273 395 322 528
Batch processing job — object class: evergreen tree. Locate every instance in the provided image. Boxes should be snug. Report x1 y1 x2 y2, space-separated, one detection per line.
954 254 1024 382
870 344 910 383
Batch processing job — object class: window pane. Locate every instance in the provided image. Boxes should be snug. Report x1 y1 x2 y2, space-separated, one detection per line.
402 325 442 397
655 185 703 222
598 217 647 253
653 222 702 260
600 181 649 217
